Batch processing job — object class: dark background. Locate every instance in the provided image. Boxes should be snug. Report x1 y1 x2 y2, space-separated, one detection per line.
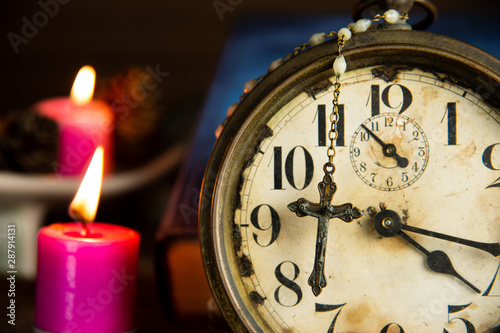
1 0 500 332
2 0 500 114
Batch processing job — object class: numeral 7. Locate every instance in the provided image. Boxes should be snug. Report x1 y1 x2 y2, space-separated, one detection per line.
315 303 345 333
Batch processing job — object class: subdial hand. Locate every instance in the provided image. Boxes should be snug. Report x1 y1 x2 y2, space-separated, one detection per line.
361 124 408 168
373 209 481 294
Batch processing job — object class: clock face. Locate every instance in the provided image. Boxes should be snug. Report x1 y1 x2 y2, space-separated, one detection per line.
208 65 500 332
349 112 430 191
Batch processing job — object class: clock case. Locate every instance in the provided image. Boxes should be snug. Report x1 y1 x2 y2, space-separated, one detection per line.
199 29 500 332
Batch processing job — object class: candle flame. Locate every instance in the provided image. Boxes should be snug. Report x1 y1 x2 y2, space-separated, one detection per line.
70 66 96 105
69 146 104 223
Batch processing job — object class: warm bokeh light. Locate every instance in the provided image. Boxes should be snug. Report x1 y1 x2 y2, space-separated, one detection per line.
70 65 96 105
69 146 104 223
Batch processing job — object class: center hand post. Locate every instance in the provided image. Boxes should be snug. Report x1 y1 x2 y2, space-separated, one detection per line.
373 209 481 293
361 124 409 168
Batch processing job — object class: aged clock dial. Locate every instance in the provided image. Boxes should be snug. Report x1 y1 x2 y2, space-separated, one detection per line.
200 30 500 333
349 112 430 191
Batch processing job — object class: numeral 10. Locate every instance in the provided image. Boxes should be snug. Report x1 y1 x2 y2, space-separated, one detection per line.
273 146 314 190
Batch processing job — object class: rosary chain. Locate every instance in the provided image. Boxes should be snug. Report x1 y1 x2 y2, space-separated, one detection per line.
325 36 344 173
215 9 409 140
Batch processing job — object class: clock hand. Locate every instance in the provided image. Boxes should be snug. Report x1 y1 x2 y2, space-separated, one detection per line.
373 209 481 294
397 231 481 293
361 124 409 168
400 224 500 257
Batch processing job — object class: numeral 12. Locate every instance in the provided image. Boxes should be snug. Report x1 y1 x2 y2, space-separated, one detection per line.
368 84 413 116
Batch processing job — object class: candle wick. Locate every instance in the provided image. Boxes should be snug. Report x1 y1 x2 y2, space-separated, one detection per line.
81 222 89 237
68 207 92 237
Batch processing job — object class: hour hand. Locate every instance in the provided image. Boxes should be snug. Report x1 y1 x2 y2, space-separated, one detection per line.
361 124 408 168
373 209 481 293
397 231 481 293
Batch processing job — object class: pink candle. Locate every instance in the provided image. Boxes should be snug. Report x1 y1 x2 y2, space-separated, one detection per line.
35 66 114 176
34 147 139 333
34 223 140 333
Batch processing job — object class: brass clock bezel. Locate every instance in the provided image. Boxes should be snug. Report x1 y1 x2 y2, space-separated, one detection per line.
199 29 500 332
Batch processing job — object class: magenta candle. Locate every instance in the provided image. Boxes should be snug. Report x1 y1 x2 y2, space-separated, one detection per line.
36 97 114 176
34 222 140 333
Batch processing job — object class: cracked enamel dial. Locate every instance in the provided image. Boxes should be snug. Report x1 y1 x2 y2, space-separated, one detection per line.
199 31 500 333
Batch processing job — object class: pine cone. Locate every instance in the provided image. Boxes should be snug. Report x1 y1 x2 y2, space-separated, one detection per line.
96 67 165 170
0 109 59 173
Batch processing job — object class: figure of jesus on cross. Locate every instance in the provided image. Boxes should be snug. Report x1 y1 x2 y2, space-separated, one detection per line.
288 165 362 296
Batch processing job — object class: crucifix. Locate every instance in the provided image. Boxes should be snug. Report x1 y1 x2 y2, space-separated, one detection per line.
287 34 362 297
288 166 362 296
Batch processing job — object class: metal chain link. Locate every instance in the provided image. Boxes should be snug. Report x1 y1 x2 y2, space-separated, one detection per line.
218 10 410 144
325 37 345 175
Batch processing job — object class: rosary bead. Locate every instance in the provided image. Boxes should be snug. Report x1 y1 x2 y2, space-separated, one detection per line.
309 32 327 46
244 78 258 94
338 28 352 41
353 19 372 33
384 9 401 24
215 123 224 138
268 58 284 72
226 102 239 117
333 55 346 76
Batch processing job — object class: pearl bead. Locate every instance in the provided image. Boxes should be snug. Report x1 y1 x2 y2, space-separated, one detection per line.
244 79 258 94
384 9 400 24
268 58 284 72
309 32 326 46
353 19 372 33
338 28 352 41
333 55 346 76
215 123 224 138
226 102 239 117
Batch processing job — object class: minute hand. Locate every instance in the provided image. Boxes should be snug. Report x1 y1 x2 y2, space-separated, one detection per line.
400 224 500 257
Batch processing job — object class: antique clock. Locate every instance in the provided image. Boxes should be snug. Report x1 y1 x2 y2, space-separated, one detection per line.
199 0 500 331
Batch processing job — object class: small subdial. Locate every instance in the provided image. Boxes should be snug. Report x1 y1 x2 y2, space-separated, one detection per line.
350 113 429 191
